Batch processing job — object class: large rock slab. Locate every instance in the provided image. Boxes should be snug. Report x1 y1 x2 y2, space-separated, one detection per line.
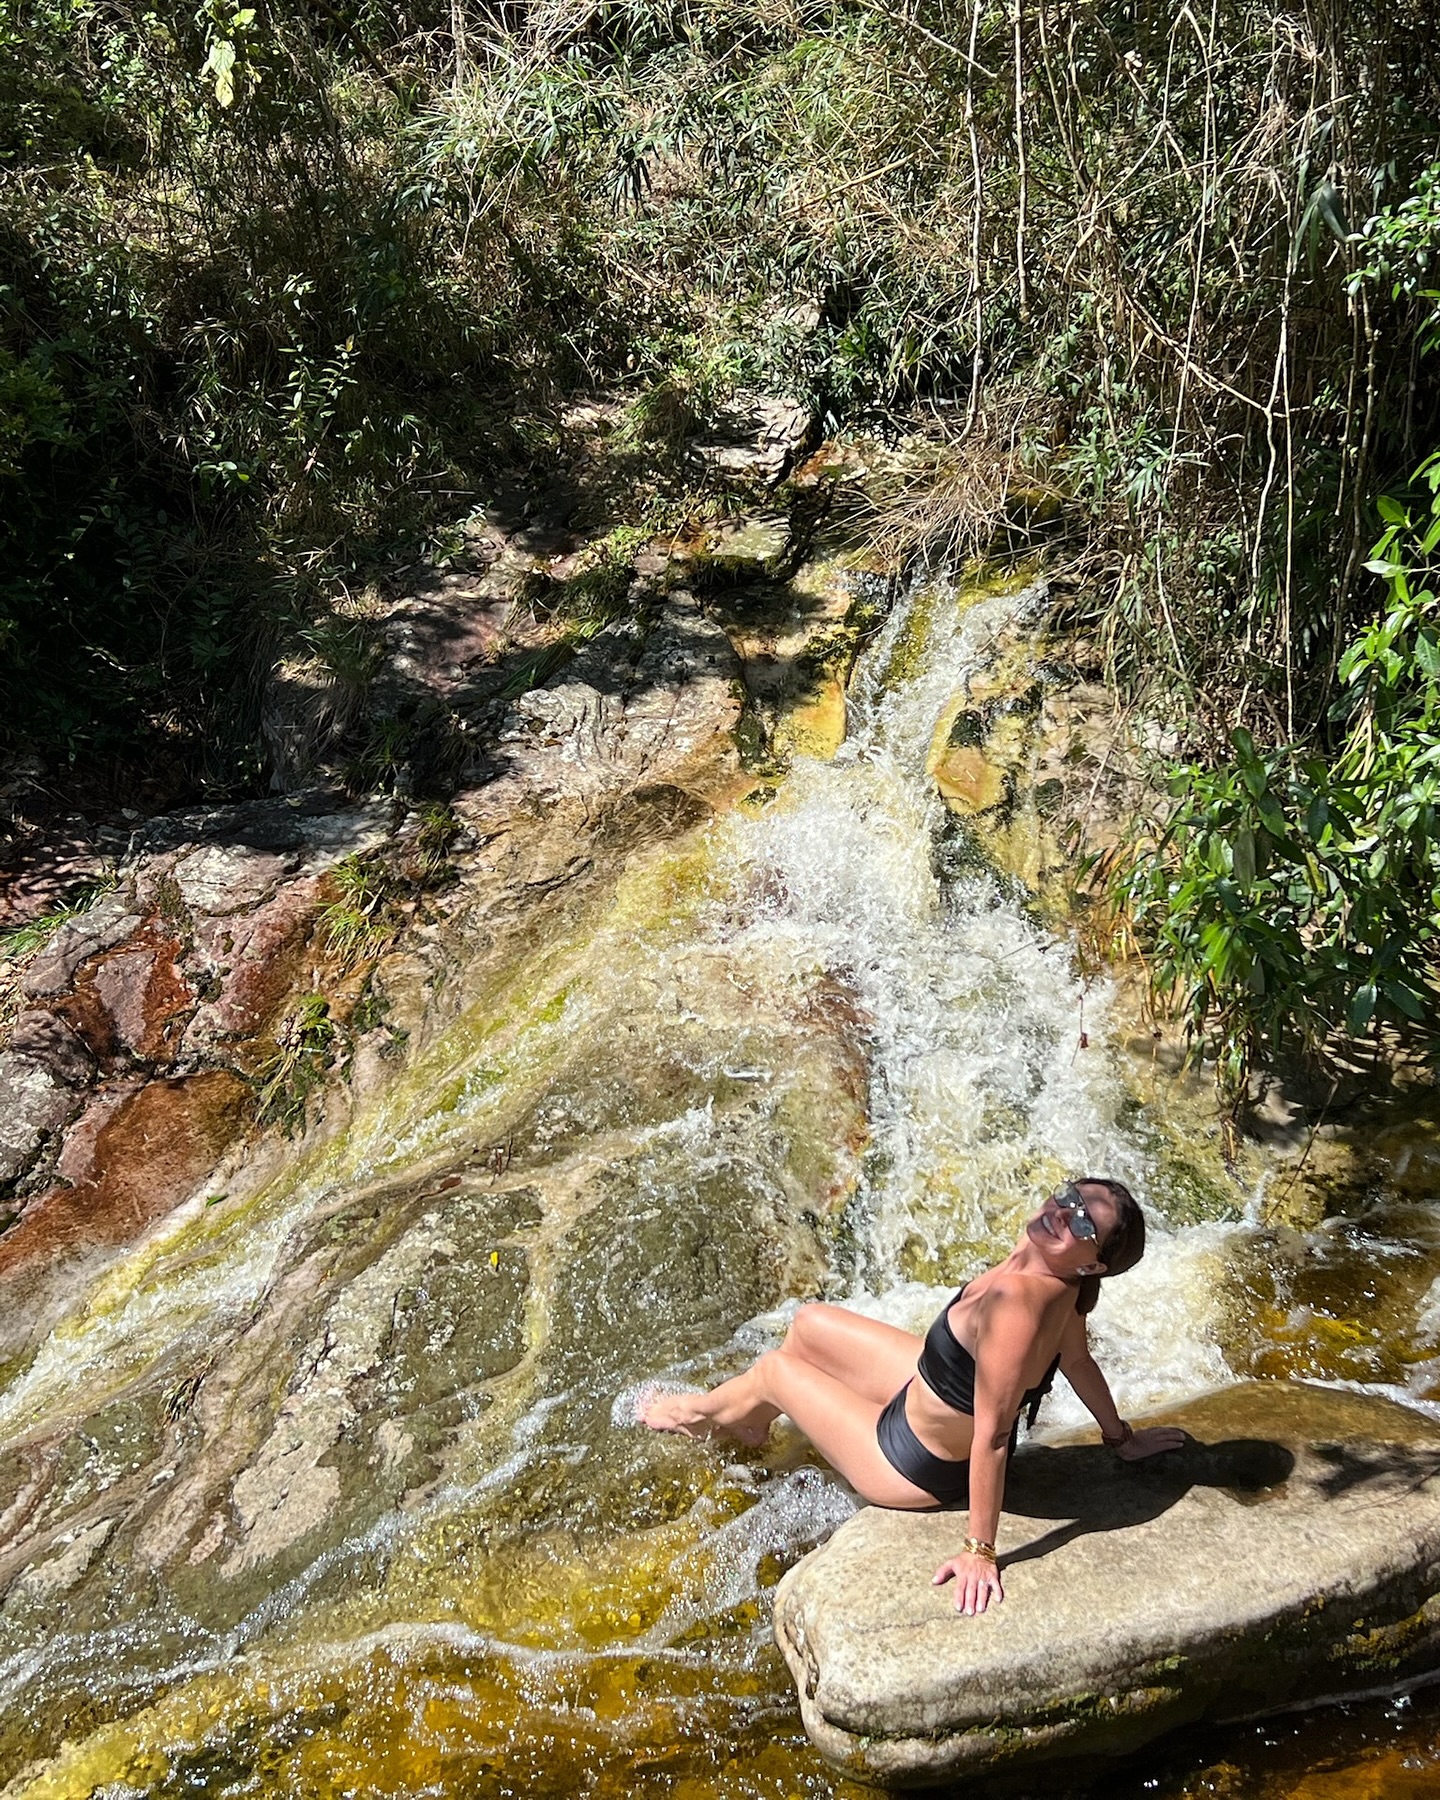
775 1382 1440 1788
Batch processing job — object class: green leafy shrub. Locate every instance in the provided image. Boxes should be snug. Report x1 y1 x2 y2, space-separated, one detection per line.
4 0 1440 806
1119 457 1440 1106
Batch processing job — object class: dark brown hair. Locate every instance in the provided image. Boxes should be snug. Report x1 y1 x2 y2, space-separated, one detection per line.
1073 1177 1145 1316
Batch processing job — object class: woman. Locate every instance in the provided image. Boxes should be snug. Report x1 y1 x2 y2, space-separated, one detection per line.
643 1177 1185 1615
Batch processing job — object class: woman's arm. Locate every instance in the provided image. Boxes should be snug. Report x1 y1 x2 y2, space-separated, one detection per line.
1057 1309 1126 1437
931 1280 1040 1614
1058 1311 1187 1460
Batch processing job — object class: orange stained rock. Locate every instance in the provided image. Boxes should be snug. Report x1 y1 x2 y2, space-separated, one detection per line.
0 1070 250 1280
1244 1744 1440 1800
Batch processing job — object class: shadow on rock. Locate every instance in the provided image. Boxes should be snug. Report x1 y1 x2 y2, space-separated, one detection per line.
1000 1435 1297 1566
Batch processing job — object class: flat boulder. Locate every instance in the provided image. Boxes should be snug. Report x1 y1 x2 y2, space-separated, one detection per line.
775 1382 1440 1788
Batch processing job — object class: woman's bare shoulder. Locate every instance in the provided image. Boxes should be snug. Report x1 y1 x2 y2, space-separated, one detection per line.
963 1271 1051 1326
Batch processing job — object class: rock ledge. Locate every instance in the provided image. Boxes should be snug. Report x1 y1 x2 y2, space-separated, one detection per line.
774 1382 1440 1788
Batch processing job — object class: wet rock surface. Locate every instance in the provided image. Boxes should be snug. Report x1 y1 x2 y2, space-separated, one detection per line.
0 546 875 1790
775 1382 1440 1788
0 571 755 1322
10 442 1435 1800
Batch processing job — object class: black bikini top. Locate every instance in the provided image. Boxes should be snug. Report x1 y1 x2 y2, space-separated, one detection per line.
916 1282 1061 1431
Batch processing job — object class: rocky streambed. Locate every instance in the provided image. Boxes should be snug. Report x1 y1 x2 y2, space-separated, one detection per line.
1 423 1440 1800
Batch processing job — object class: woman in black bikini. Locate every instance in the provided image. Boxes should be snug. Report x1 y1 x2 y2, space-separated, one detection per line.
642 1177 1185 1616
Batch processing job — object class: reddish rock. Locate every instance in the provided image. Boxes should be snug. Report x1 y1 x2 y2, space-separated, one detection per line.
21 897 141 998
53 1081 144 1186
182 875 324 1063
90 935 193 1062
0 1071 250 1279
91 948 158 1051
46 923 193 1068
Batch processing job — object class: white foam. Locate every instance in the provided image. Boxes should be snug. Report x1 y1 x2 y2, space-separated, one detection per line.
1042 1225 1237 1425
709 573 1154 1280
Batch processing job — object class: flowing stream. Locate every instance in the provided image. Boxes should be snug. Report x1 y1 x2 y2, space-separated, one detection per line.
3 571 1440 1799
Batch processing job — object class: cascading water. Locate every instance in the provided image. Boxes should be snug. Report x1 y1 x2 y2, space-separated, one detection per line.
693 571 1236 1418
3 568 1440 1800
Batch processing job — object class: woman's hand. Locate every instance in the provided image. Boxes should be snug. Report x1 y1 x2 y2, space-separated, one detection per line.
1114 1424 1186 1460
932 1551 1005 1615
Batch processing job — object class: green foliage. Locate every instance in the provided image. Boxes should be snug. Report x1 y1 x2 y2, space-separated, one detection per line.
401 1 1440 735
1353 159 1440 355
4 0 1440 802
317 857 397 966
256 992 335 1131
548 526 648 626
316 804 462 966
1119 458 1440 1104
406 802 463 883
0 0 614 791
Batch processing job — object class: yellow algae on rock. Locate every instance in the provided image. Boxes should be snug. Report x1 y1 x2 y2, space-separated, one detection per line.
712 551 880 774
770 679 849 764
931 741 1008 814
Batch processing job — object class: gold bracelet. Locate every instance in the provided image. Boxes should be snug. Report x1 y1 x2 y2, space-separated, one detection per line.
1101 1420 1134 1448
961 1537 997 1562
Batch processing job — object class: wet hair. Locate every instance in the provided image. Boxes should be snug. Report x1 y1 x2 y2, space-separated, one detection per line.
1072 1177 1145 1316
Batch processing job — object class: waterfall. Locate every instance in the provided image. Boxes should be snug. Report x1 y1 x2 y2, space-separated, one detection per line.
0 568 1391 1800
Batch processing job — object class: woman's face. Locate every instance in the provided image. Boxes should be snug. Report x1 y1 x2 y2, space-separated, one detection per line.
1024 1184 1116 1276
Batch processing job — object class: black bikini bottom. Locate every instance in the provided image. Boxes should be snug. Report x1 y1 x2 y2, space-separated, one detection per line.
876 1381 972 1507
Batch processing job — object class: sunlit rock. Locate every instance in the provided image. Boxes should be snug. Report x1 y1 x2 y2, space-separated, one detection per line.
712 555 879 772
702 512 791 573
0 1070 250 1290
0 817 394 1353
0 1518 114 1618
683 394 815 487
930 741 1008 815
20 896 141 998
775 1383 1440 1788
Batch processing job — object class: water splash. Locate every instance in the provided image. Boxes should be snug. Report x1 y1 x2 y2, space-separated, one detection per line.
712 577 1140 1277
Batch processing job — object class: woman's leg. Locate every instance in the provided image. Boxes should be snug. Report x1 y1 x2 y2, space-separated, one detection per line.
780 1304 923 1403
643 1304 922 1444
670 1350 937 1508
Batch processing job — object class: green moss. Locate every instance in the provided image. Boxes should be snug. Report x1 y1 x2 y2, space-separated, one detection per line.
534 986 572 1025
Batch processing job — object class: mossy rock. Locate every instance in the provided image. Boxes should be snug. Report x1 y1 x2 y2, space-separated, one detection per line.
931 744 1009 815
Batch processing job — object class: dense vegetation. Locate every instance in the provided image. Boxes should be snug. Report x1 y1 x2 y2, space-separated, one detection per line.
4 0 1439 1079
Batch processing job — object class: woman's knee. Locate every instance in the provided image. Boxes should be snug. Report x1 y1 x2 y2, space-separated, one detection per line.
783 1302 836 1356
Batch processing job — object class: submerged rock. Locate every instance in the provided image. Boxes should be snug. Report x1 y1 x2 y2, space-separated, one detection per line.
775 1382 1440 1788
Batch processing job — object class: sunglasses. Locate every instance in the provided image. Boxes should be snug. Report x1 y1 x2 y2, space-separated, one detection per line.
1050 1181 1099 1243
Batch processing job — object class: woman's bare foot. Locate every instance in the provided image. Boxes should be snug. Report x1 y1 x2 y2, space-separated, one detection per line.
640 1389 717 1438
639 1388 774 1446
